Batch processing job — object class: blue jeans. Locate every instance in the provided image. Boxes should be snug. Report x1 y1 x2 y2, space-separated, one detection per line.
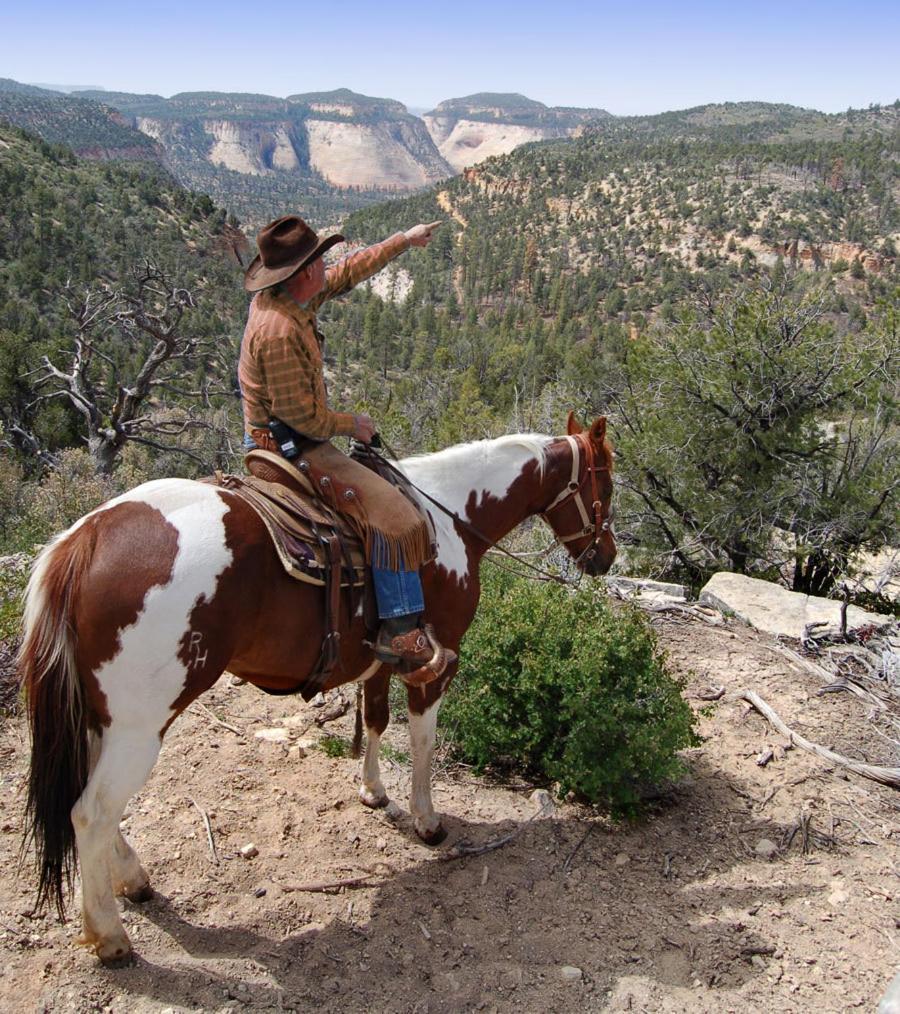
372 567 425 619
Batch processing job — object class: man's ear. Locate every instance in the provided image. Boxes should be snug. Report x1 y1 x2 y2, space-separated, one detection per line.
567 411 584 435
589 416 607 443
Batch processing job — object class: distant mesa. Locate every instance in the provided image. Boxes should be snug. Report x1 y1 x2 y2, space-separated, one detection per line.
423 92 612 172
71 86 453 192
0 79 614 217
5 77 892 235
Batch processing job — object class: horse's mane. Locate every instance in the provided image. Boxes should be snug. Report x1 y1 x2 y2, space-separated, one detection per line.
401 433 552 479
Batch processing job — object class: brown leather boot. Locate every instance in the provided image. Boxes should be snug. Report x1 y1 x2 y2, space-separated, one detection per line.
374 623 458 688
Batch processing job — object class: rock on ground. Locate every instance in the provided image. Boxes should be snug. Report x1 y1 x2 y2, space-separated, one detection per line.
699 571 891 639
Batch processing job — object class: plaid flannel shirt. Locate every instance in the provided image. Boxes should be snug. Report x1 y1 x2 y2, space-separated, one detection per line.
239 232 410 439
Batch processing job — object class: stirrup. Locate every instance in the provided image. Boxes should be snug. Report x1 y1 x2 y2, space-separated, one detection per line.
395 625 457 688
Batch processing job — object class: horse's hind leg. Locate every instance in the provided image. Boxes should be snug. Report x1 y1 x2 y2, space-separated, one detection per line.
72 727 162 964
109 829 152 903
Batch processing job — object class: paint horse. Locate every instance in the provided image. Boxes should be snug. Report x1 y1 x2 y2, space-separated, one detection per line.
20 413 615 964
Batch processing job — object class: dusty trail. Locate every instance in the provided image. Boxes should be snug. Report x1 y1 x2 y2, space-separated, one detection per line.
1 613 898 1012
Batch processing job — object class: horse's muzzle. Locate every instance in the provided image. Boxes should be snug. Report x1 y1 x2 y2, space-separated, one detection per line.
580 534 617 576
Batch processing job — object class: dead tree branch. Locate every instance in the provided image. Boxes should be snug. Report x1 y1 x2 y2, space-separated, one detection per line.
736 689 900 788
31 263 232 475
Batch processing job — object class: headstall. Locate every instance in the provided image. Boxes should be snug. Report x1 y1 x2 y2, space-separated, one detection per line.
541 434 613 561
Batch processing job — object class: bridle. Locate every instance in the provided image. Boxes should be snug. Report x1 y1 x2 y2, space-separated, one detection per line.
541 433 613 567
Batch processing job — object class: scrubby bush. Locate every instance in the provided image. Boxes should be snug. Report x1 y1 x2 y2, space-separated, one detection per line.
441 567 699 817
0 448 120 555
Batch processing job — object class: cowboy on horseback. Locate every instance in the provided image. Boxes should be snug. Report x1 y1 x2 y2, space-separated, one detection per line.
239 214 456 686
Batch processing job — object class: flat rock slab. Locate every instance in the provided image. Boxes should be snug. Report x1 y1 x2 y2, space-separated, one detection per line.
606 576 689 604
699 572 891 639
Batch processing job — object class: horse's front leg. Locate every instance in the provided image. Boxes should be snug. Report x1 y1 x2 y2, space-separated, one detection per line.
359 669 390 809
407 687 446 845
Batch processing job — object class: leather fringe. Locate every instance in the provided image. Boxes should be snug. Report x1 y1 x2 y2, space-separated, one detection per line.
368 519 432 573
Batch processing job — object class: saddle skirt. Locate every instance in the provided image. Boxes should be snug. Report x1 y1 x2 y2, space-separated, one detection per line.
209 446 437 698
215 450 366 587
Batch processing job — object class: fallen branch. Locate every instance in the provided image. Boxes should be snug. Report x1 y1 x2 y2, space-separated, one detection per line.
315 692 350 726
442 799 554 860
280 873 379 893
562 822 596 873
695 685 726 701
189 797 219 864
189 700 243 736
771 644 886 710
736 689 900 789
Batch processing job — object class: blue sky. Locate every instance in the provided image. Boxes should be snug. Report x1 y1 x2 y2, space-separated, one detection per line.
3 0 897 115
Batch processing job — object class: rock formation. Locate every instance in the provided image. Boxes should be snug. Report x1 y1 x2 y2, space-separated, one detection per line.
105 89 453 192
424 93 609 172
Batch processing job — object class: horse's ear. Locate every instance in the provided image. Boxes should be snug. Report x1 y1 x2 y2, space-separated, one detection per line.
566 411 584 435
589 416 607 443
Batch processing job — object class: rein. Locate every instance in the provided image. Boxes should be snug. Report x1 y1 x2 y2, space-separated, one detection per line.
356 434 610 584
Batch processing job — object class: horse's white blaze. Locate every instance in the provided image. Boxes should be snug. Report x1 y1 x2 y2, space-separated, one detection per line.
408 698 442 834
401 435 551 585
93 479 233 732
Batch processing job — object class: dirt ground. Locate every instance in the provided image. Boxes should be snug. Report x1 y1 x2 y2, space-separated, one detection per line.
1 611 898 1013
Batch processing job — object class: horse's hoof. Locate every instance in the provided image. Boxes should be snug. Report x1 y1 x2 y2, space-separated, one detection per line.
359 787 389 809
416 822 447 846
123 883 154 904
99 945 135 968
82 934 134 967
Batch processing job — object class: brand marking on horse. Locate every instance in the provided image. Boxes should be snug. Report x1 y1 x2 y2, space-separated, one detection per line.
186 631 208 670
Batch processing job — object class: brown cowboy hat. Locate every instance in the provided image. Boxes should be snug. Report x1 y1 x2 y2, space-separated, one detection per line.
243 215 344 293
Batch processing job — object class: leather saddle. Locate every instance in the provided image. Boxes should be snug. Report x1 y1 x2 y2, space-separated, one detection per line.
219 449 366 588
210 449 367 696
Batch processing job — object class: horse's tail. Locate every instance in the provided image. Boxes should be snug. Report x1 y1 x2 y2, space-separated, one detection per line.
19 522 97 918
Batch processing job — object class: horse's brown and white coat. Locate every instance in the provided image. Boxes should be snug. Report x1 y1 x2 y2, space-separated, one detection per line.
20 421 615 963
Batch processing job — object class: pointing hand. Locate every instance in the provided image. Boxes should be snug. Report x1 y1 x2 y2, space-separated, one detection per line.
404 220 444 247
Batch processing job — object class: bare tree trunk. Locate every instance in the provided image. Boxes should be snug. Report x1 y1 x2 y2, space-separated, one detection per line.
87 432 122 477
30 264 231 477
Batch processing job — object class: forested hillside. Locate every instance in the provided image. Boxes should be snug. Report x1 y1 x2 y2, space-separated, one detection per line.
585 100 900 143
0 80 163 162
325 106 897 427
316 109 898 593
0 123 246 478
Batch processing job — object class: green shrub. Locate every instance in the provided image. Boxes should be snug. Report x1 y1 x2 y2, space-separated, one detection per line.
0 563 27 646
441 567 699 817
0 449 120 556
318 735 351 758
